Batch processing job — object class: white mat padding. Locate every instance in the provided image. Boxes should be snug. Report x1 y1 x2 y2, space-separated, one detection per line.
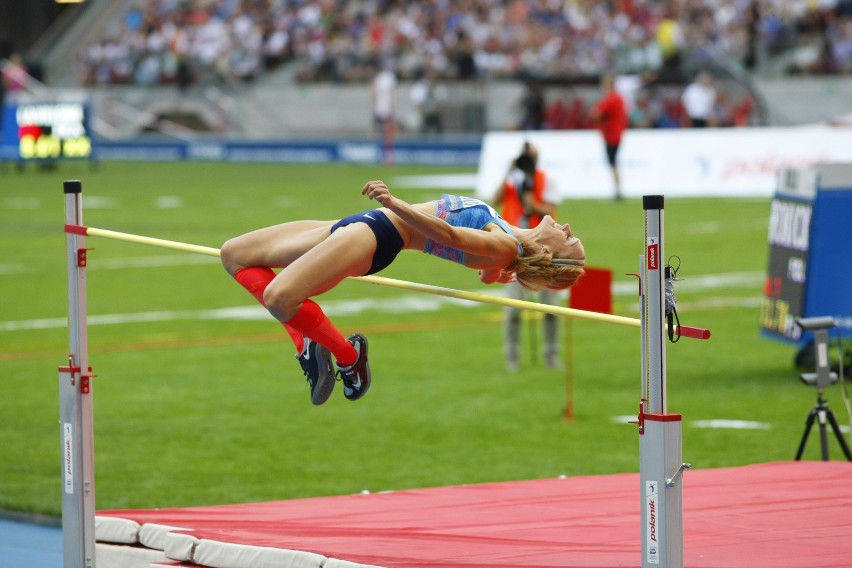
323 558 386 568
163 530 200 561
96 542 169 568
140 522 193 550
95 515 140 544
192 539 326 568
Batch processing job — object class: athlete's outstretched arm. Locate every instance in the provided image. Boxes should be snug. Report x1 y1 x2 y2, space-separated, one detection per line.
362 180 518 264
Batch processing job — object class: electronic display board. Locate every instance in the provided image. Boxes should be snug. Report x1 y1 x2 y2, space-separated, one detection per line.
761 189 813 341
1 95 93 161
761 164 852 346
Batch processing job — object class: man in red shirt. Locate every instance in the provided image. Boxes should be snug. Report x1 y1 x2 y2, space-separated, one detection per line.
492 141 563 371
591 73 628 200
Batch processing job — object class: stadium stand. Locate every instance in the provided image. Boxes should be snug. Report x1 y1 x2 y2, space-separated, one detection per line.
62 0 850 131
73 1 852 86
6 0 851 138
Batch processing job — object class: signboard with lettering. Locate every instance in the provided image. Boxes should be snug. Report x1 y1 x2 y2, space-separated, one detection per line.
761 164 852 346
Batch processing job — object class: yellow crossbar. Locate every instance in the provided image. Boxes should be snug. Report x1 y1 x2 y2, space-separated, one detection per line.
85 227 222 257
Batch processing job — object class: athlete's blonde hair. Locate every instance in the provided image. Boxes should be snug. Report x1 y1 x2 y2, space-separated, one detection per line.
509 242 585 291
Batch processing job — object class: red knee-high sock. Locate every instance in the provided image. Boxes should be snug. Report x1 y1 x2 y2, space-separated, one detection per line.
233 267 304 352
285 299 357 366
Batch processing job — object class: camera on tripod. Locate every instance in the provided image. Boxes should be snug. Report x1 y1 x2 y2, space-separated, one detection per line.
797 317 836 331
796 317 838 389
793 315 852 461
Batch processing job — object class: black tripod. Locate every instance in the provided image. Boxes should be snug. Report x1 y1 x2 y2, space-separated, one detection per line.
794 388 852 461
792 317 852 462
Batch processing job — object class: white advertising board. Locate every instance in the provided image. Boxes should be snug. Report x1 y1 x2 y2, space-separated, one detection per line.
475 127 852 200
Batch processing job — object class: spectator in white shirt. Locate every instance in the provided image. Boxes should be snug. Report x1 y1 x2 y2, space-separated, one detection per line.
681 71 716 127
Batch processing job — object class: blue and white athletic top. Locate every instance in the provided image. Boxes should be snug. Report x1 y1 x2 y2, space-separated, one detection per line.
424 194 522 265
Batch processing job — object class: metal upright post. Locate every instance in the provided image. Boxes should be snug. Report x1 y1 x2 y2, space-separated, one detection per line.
643 195 667 414
639 195 685 567
59 180 97 568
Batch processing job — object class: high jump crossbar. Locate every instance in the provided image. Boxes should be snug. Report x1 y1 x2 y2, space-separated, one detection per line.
62 223 710 339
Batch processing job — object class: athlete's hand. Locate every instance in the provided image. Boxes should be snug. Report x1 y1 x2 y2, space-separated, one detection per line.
362 180 394 207
496 270 516 284
478 268 516 284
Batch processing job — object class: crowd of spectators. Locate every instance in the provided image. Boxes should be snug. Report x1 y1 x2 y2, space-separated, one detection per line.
78 0 852 89
537 81 755 130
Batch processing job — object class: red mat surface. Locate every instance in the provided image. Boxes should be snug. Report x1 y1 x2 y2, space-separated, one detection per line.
98 461 852 568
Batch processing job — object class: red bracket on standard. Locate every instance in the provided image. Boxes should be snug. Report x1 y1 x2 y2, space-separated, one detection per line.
64 224 89 236
626 273 641 296
58 356 94 393
65 225 93 267
629 399 646 435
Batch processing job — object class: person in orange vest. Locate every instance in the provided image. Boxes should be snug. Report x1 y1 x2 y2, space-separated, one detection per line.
492 141 563 371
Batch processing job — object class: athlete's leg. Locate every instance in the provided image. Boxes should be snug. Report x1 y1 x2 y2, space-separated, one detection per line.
232 266 305 351
540 288 560 367
220 220 334 276
221 221 334 351
607 143 623 200
264 223 378 366
503 280 524 371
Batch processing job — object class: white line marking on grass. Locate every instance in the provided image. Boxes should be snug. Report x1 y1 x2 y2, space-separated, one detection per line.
676 272 764 291
683 222 721 234
613 416 772 430
0 270 766 332
274 196 298 208
677 296 763 310
393 174 477 190
0 294 486 332
2 197 41 209
612 415 638 424
0 255 219 274
155 196 183 209
96 255 220 269
691 419 771 430
682 219 768 234
612 271 763 295
0 264 27 275
84 196 117 209
623 295 763 313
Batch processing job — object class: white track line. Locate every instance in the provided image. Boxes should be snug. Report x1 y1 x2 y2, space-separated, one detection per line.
1 271 764 333
612 416 773 430
0 294 485 332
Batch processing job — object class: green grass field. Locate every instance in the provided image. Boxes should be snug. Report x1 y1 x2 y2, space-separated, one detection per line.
0 160 835 518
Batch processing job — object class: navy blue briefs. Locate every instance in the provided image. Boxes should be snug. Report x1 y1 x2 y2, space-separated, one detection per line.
331 209 404 275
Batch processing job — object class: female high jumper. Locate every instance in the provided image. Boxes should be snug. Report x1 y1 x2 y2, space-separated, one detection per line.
220 180 585 406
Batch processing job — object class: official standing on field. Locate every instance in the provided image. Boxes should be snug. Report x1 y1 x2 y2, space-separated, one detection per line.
591 73 628 201
492 141 563 372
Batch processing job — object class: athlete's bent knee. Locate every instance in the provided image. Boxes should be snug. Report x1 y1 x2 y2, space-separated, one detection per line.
220 238 245 275
262 283 302 321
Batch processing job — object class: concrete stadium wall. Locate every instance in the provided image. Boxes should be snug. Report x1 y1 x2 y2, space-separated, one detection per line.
755 78 852 126
86 77 851 140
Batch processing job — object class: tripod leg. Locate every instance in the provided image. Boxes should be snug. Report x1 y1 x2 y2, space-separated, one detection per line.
795 409 818 460
825 408 852 461
817 407 831 461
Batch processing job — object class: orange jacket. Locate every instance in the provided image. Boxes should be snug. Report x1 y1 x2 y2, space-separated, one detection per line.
500 169 551 227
